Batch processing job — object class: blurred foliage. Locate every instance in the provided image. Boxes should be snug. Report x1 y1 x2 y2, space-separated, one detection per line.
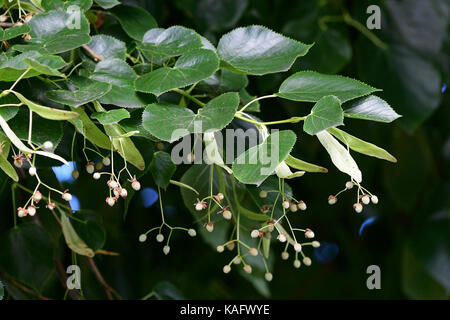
0 0 449 300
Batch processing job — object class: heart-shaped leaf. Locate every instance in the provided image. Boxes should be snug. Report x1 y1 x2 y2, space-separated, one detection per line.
344 95 402 123
135 49 219 96
13 10 91 54
150 151 176 188
110 4 157 40
327 127 397 163
91 109 130 125
90 59 150 108
0 224 54 292
142 92 239 142
303 95 343 135
232 130 297 185
85 35 126 60
138 26 203 58
277 71 379 103
217 25 312 75
46 79 112 107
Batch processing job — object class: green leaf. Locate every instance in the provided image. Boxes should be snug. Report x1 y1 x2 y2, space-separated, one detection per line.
303 95 343 135
0 140 18 182
46 80 112 107
217 25 312 75
344 95 401 123
149 151 176 188
142 92 239 142
0 24 31 41
135 49 219 96
90 59 150 108
13 10 91 54
22 55 66 77
12 91 79 120
232 130 297 185
95 0 119 9
94 102 145 170
71 211 106 252
0 51 63 81
277 71 380 103
0 224 54 292
91 109 130 125
284 155 327 173
110 5 157 41
69 106 111 149
327 127 397 163
60 211 95 257
120 110 157 140
85 35 126 61
152 281 185 300
138 26 202 58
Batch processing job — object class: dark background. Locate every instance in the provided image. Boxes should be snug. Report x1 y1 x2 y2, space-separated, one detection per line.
0 0 449 300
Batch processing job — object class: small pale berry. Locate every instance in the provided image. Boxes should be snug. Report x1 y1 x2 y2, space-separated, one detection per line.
361 194 370 205
163 245 170 255
223 265 231 274
297 200 307 211
250 229 260 238
281 252 289 260
205 221 214 232
293 259 301 269
93 172 101 180
139 234 147 242
28 166 37 176
216 245 224 253
312 241 320 248
222 209 232 220
303 257 312 266
294 242 302 252
289 203 298 212
328 195 337 205
33 191 42 203
282 199 290 209
345 181 354 189
72 169 79 179
156 234 164 242
243 264 252 274
371 195 379 204
259 190 268 198
85 162 94 174
353 203 363 213
249 248 258 256
106 197 116 207
277 233 287 243
102 157 111 166
265 272 273 282
62 191 72 202
188 229 196 237
305 228 315 239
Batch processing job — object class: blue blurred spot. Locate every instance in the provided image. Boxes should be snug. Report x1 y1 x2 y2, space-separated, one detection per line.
163 205 177 217
314 242 339 264
52 161 75 184
69 195 81 212
359 216 377 236
442 83 447 93
141 188 158 208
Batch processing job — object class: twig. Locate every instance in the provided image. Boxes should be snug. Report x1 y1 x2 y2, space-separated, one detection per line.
87 258 121 300
81 45 104 62
0 270 51 300
0 22 14 28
